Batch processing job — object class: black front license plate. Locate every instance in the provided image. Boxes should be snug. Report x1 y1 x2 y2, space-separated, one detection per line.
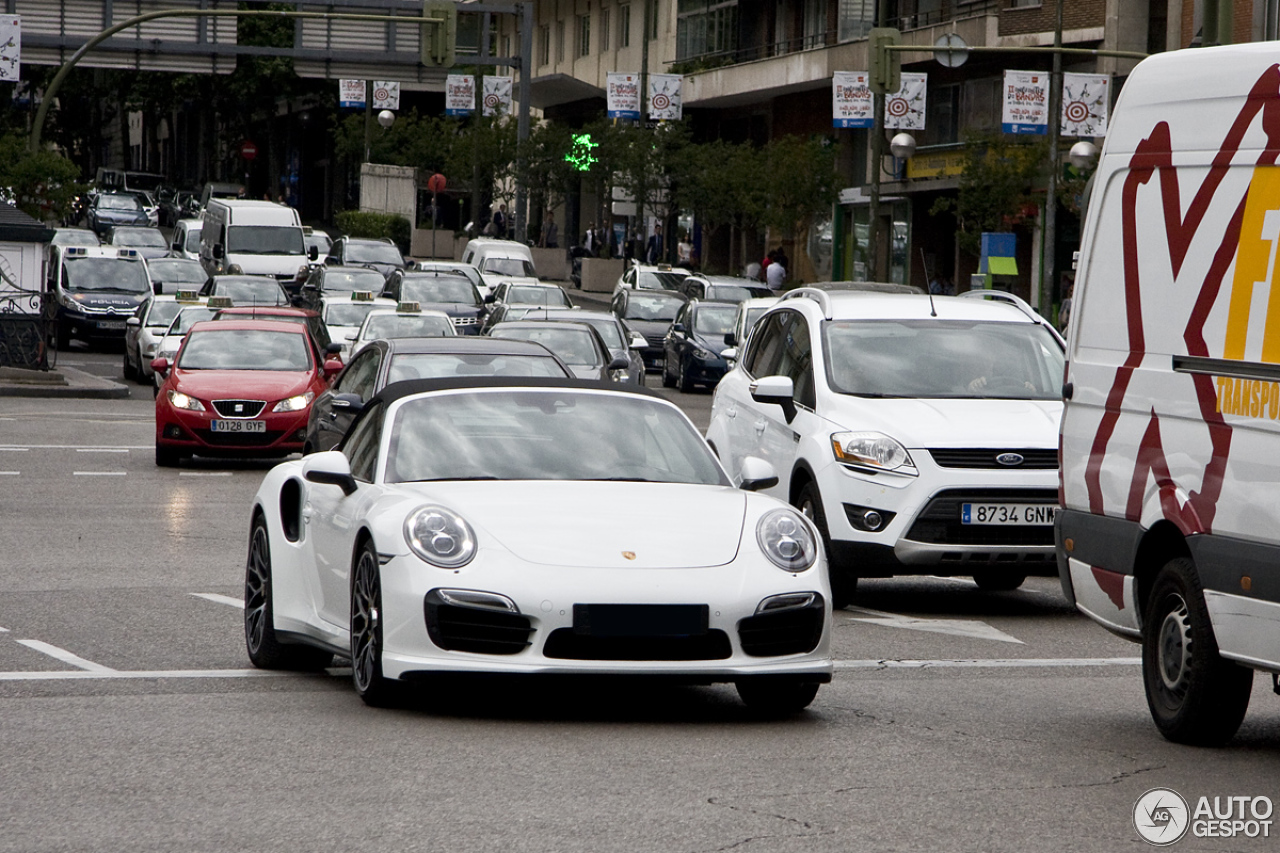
573 604 709 638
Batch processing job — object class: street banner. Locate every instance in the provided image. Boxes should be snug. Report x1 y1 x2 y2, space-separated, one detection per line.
607 73 641 120
885 72 927 131
0 16 19 83
445 74 474 116
338 79 365 109
648 73 683 121
1061 72 1110 137
1002 70 1049 135
482 76 512 117
833 71 872 128
371 81 400 111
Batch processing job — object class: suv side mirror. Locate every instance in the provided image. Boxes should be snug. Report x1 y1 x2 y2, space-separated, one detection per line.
750 375 796 423
739 456 779 492
724 331 738 346
671 322 687 334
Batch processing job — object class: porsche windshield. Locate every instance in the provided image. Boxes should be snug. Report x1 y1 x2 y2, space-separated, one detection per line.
386 390 727 485
176 329 311 371
62 257 150 293
823 320 1064 400
387 353 568 382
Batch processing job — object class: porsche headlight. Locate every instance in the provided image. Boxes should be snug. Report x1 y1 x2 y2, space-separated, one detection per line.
272 391 315 413
756 509 817 572
405 505 477 568
831 431 916 475
168 389 205 411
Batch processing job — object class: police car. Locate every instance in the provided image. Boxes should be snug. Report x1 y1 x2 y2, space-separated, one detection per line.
50 245 152 348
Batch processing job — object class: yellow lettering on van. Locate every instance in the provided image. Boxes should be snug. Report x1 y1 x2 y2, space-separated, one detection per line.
1215 376 1231 413
1226 167 1280 362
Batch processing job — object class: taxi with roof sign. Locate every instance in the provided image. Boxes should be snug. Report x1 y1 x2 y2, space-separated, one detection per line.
49 244 153 349
320 290 397 357
150 296 229 394
347 301 456 356
124 290 206 383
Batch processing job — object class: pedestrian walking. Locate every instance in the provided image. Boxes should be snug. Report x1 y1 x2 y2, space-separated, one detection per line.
646 224 664 264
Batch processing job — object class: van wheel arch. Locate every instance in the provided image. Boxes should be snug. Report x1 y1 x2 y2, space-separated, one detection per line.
1134 521 1192 627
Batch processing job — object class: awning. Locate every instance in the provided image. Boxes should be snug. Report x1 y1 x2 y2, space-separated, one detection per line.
529 74 606 110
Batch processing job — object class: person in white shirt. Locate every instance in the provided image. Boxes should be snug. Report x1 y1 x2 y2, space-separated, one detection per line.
766 256 786 289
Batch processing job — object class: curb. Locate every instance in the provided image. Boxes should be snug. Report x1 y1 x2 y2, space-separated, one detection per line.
0 365 132 399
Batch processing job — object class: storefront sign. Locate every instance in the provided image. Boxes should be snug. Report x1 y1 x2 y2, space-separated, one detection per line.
1061 72 1110 137
833 71 872 128
607 73 640 119
885 72 927 131
906 150 965 180
1002 70 1048 135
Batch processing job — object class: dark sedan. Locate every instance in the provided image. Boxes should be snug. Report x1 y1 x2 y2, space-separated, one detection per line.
198 274 291 307
610 288 688 372
146 257 209 294
507 308 645 385
296 265 388 310
382 270 486 335
325 237 407 278
662 300 739 392
304 336 572 453
86 193 149 237
488 320 628 382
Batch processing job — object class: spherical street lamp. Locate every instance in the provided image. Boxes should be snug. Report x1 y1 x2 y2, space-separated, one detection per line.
1069 140 1098 170
377 110 396 129
889 132 917 160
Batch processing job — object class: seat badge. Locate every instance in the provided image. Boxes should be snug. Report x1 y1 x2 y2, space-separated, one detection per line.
235 404 244 413
622 551 636 560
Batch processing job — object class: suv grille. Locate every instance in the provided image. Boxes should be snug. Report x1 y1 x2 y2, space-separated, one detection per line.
928 449 1058 469
905 488 1057 547
211 399 266 418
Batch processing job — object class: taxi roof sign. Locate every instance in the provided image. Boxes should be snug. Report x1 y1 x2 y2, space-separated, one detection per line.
207 296 234 309
396 301 421 313
351 290 375 301
176 290 201 302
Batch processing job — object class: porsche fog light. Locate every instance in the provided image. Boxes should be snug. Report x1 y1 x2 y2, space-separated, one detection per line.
168 390 205 411
405 505 477 568
273 391 315 413
756 509 817 572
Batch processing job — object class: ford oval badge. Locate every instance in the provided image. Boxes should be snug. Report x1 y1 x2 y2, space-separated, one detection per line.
996 452 1025 467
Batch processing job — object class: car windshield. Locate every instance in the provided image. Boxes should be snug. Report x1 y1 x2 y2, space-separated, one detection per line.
165 307 218 336
385 390 727 485
62 257 150 293
490 326 600 366
402 277 479 305
325 303 381 326
146 301 184 328
742 306 770 334
361 314 454 340
307 234 332 254
177 328 311 371
323 270 384 292
824 320 1065 400
694 305 737 335
637 271 687 290
148 260 207 286
707 285 769 302
214 280 288 306
623 293 682 322
508 286 569 307
226 225 304 255
182 228 202 252
562 317 623 349
112 228 166 248
98 195 141 211
346 242 403 264
53 230 99 247
387 352 568 382
482 257 536 277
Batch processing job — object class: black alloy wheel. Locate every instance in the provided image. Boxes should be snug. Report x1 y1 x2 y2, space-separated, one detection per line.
796 481 856 609
351 539 399 706
244 516 333 670
736 677 820 715
972 570 1027 591
1142 556 1253 746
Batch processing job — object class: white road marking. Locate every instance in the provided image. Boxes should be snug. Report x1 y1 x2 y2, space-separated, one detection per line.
0 472 18 476
0 626 8 632
180 472 232 477
0 669 291 682
0 447 29 452
192 593 244 608
835 657 1142 670
73 471 127 477
15 640 116 673
0 444 150 450
75 448 130 453
843 606 1026 645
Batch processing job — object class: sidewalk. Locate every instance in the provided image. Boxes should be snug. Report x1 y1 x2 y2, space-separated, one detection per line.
0 365 130 399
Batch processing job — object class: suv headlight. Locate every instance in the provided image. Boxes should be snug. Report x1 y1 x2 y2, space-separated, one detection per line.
831 431 917 476
756 509 818 572
405 505 477 568
168 390 205 411
272 391 315 413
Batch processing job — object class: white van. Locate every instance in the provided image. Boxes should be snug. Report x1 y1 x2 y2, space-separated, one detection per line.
1058 43 1280 746
460 237 538 298
200 199 314 283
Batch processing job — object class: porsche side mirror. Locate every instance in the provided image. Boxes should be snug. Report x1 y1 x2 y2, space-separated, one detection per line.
303 450 358 496
739 456 779 492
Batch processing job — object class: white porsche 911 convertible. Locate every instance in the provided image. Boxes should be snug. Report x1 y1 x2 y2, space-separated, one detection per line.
244 377 833 711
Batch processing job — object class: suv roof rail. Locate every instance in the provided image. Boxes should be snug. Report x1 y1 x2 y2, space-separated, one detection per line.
779 287 836 319
958 288 1042 323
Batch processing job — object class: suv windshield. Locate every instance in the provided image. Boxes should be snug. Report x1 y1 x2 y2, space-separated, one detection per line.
624 293 683 322
62 257 150 293
483 257 536 277
824 320 1064 400
508 286 569 307
227 225 304 255
694 305 737 335
402 276 479 305
346 242 403 264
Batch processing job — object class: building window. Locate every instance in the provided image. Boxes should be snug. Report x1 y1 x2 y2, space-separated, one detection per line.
649 0 661 40
556 20 566 62
620 4 631 47
578 14 591 56
539 25 550 66
602 8 611 51
503 35 511 57
1007 0 1041 7
677 0 738 61
923 83 960 146
838 0 874 42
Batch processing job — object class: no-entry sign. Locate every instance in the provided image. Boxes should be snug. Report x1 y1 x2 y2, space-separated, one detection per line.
240 141 258 161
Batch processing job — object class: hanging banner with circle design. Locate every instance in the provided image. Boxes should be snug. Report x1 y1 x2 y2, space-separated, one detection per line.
371 81 400 110
1061 72 1110 137
482 76 512 117
648 73 683 121
884 72 927 131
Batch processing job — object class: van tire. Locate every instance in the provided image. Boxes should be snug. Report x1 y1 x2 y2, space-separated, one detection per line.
1142 557 1253 746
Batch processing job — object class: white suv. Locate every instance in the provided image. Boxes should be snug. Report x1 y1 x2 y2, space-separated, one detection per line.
706 288 1065 606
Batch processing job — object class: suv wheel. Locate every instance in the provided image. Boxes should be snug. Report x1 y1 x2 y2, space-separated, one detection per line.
796 481 856 609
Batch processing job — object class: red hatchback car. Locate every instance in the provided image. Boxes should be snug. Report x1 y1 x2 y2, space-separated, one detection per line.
152 318 342 466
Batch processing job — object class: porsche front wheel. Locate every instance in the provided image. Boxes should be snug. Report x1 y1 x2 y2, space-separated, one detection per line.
351 539 399 707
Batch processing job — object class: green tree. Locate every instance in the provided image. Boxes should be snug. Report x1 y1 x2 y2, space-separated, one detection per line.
761 135 839 242
0 133 84 221
931 131 1048 257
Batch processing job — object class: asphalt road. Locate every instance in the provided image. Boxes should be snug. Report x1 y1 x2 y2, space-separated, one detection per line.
2 345 1278 853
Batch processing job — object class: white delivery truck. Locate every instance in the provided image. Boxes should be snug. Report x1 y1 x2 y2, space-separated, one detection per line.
1058 43 1280 746
200 199 315 284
